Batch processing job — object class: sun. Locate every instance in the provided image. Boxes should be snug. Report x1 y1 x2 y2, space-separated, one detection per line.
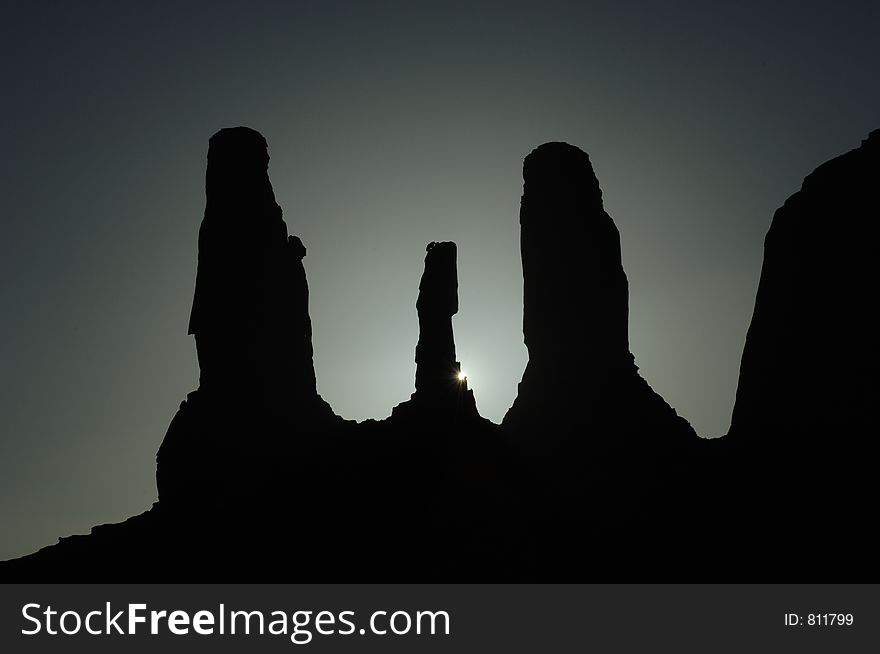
457 370 467 381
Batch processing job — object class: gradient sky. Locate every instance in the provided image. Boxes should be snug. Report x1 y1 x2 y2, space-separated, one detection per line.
2 0 878 560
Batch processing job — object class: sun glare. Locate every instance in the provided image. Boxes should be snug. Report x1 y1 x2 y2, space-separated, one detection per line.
457 371 467 381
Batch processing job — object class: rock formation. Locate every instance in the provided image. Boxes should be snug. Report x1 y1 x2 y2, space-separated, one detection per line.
5 129 877 582
376 242 505 576
392 241 479 421
415 242 463 394
156 127 339 509
495 143 701 577
188 126 318 401
502 142 696 449
730 129 878 442
711 130 880 572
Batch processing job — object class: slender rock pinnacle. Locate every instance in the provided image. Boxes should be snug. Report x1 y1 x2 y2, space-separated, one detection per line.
392 241 479 421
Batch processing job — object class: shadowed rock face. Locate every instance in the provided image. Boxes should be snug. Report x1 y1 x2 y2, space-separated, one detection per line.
730 130 878 441
188 126 318 402
392 241 479 421
503 142 695 447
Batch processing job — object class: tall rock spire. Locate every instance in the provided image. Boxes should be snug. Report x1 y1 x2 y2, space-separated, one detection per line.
519 142 629 367
415 241 461 394
157 127 338 508
392 241 479 421
503 142 695 445
187 126 318 403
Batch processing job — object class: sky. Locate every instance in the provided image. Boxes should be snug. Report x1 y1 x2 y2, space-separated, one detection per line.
2 0 878 561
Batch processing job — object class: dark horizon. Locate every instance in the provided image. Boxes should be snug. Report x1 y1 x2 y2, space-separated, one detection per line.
2 0 879 562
